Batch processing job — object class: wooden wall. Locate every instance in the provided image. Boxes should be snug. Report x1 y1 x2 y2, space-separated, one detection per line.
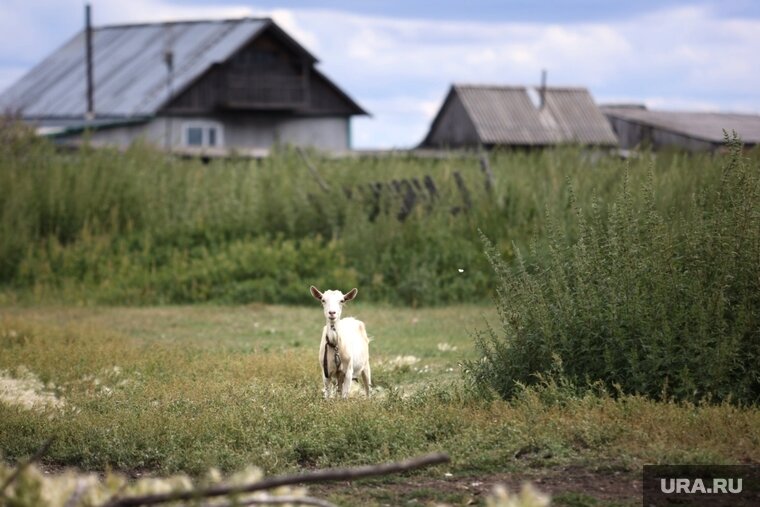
164 29 358 117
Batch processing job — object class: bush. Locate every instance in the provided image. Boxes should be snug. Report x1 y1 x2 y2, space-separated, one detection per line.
468 135 760 404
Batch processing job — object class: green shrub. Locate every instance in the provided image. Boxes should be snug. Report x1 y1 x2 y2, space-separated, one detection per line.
468 135 760 404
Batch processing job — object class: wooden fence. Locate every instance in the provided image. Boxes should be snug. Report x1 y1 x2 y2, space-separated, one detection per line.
298 148 494 221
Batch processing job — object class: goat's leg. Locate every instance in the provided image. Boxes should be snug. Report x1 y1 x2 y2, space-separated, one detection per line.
340 365 353 399
323 375 332 399
361 364 372 397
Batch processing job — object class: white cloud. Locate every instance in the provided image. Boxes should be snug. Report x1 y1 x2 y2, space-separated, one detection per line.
643 97 723 111
263 9 320 53
598 94 723 111
351 95 443 148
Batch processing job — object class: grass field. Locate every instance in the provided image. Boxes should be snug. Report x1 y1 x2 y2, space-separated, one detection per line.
2 303 759 506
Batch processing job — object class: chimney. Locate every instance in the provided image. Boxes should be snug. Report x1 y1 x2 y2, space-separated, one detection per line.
539 69 547 109
85 3 94 120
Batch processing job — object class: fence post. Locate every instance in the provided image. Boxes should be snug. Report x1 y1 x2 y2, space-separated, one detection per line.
479 152 495 194
297 147 330 192
453 171 472 211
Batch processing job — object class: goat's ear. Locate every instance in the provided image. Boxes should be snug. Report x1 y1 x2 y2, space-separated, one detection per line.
343 288 358 302
310 286 323 301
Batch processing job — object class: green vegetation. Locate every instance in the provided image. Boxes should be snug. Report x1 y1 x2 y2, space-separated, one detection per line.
468 136 760 405
0 119 740 306
3 120 760 504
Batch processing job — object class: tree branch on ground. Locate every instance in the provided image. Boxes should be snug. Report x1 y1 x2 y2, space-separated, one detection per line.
101 452 450 507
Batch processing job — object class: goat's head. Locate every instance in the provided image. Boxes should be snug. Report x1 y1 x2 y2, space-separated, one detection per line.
310 286 358 324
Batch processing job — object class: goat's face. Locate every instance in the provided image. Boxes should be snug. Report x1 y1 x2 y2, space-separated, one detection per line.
310 286 358 324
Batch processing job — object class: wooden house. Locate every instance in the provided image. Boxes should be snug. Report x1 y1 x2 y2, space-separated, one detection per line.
0 18 367 154
420 84 618 149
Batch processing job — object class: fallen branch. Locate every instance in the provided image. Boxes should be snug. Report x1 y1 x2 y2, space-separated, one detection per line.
102 452 450 507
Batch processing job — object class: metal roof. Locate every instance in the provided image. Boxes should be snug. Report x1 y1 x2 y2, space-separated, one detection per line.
425 84 617 147
601 107 760 144
0 18 274 118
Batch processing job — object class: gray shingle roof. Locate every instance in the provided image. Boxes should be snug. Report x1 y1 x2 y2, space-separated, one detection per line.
601 107 760 144
0 18 276 118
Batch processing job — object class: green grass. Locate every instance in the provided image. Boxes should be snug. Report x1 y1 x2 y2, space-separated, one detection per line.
1 304 758 486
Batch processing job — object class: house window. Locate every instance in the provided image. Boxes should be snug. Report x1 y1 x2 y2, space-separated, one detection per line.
183 122 223 148
186 127 203 146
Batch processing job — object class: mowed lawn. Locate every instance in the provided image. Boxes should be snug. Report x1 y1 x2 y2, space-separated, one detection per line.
2 304 760 506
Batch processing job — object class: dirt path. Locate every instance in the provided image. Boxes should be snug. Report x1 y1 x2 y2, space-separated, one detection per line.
309 466 642 505
33 460 641 505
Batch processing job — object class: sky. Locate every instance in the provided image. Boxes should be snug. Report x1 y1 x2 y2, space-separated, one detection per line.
1 0 759 149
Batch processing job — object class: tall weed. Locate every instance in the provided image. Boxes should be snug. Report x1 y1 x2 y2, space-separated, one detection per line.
468 135 760 404
0 119 748 306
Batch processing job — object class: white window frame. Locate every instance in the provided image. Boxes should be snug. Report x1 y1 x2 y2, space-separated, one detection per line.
182 121 224 148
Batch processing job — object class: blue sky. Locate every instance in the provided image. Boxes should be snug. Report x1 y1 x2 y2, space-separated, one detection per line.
1 0 759 148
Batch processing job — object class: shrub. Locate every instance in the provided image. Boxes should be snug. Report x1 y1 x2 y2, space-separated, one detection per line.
468 135 760 404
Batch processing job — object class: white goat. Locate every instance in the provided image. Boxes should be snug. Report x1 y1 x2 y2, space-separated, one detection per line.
310 286 371 399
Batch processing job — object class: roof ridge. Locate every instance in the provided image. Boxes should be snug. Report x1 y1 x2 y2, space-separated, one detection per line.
607 107 760 117
96 17 271 31
454 83 526 90
453 83 590 92
540 86 589 91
